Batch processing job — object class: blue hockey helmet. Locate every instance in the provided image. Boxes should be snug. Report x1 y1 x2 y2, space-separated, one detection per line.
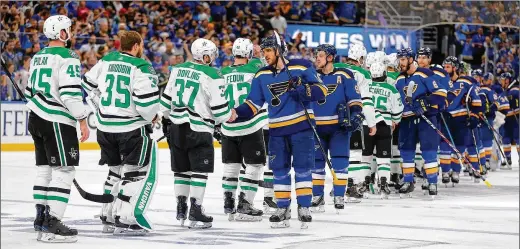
396 48 415 59
483 72 494 81
471 68 483 77
442 56 459 68
416 47 432 58
260 35 287 55
500 72 512 81
315 44 337 58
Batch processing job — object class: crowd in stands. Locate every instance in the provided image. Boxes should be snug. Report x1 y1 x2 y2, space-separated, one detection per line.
0 1 518 102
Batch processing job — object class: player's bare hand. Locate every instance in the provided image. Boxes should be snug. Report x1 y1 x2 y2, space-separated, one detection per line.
152 114 161 126
79 119 90 142
392 122 397 132
228 109 238 122
369 126 377 136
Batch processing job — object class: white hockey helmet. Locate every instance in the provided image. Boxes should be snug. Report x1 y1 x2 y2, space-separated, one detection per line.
365 52 377 69
43 15 72 42
347 43 367 64
374 51 386 63
191 38 218 64
385 53 398 69
370 62 387 78
232 38 253 59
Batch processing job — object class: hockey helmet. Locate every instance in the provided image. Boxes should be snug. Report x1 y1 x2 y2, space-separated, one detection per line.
191 38 218 64
43 15 72 42
232 38 253 59
347 43 367 63
370 62 387 79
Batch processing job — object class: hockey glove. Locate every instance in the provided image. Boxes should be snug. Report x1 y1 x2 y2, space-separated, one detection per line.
411 98 429 116
466 113 479 129
213 125 223 144
288 76 303 90
345 113 364 132
162 118 172 138
288 84 312 102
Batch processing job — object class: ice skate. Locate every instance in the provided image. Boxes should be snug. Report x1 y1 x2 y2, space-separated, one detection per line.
297 205 312 229
40 213 78 243
473 170 482 183
345 178 362 203
399 182 414 198
223 192 236 221
501 158 513 170
34 204 46 240
421 178 429 195
269 207 291 228
428 183 437 200
463 167 470 176
263 197 278 215
310 195 325 213
333 196 344 213
113 216 148 236
100 215 115 233
389 173 398 189
379 177 391 199
176 195 188 226
188 198 213 229
235 193 263 222
450 171 460 187
359 176 372 198
485 160 491 171
441 172 450 188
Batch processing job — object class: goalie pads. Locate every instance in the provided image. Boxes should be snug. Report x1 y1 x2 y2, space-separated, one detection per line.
493 111 505 130
112 142 158 231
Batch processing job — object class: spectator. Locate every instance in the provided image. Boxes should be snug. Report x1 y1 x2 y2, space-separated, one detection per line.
152 52 164 71
12 56 30 100
1 40 22 70
299 1 313 23
79 35 100 54
338 2 356 24
270 9 287 35
472 28 486 66
0 62 14 101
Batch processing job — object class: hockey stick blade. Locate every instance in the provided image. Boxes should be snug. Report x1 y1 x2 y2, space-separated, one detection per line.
73 179 114 203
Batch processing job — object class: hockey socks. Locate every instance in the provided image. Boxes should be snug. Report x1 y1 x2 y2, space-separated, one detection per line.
174 172 192 197
273 169 292 208
262 168 274 198
311 161 326 197
47 167 75 220
240 164 262 203
33 165 52 206
423 162 439 183
347 150 366 184
190 173 208 203
294 168 312 208
222 163 241 197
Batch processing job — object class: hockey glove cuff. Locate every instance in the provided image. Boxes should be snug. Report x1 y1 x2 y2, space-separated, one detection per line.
466 113 479 129
162 118 172 138
288 76 303 90
344 113 364 132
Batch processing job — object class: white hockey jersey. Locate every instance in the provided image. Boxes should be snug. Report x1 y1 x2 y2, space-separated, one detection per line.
82 51 159 133
160 61 232 134
369 81 403 125
25 47 88 127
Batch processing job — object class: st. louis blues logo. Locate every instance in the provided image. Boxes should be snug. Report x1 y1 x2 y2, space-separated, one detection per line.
267 81 289 106
317 84 338 105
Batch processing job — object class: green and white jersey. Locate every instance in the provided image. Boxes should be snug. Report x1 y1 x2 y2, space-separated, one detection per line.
25 47 88 127
82 51 160 133
334 63 379 127
368 81 403 125
220 60 266 136
160 61 231 134
387 71 400 85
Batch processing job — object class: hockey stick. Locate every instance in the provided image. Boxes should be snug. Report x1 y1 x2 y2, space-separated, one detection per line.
478 114 509 167
1 57 117 203
419 114 492 187
440 113 466 171
272 31 338 182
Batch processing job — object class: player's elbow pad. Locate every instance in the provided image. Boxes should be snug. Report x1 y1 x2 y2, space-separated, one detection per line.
63 98 88 120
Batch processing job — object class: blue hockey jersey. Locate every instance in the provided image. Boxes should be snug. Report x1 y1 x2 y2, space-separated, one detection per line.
430 66 450 89
505 81 519 117
479 86 498 117
446 76 483 118
497 91 510 115
395 67 447 118
235 59 327 136
313 67 363 133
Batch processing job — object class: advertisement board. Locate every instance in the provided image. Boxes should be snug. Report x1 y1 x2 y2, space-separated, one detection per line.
0 102 178 151
286 24 416 55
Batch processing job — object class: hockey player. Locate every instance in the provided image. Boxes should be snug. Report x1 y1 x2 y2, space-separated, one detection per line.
501 72 518 169
365 62 403 198
82 30 160 235
310 44 363 212
384 52 402 188
334 44 378 201
385 53 400 85
160 38 234 228
219 38 266 221
394 48 447 198
27 15 89 243
230 35 327 228
441 57 483 184
473 70 497 171
416 47 451 189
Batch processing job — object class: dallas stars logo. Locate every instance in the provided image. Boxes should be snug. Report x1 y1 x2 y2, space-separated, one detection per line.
69 148 78 160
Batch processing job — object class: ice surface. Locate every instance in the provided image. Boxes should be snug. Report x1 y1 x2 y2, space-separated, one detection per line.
2 149 519 249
